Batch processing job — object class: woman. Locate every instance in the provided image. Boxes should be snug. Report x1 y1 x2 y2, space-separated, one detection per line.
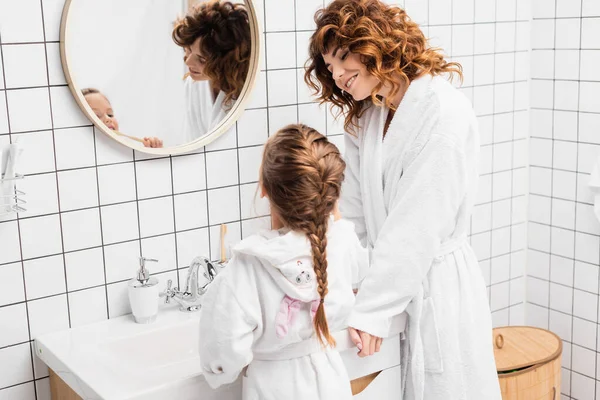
305 1 501 399
172 0 251 141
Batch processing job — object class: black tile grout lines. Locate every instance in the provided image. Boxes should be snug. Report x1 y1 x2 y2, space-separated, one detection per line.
483 0 496 312
0 172 535 230
293 0 299 124
202 147 212 263
528 274 600 298
0 210 274 264
562 0 580 392
0 83 69 91
236 123 244 240
129 150 144 316
90 129 110 322
531 106 600 115
532 15 600 21
529 136 600 148
505 0 518 325
21 2 58 396
576 1 598 396
0 19 539 47
168 152 180 291
0 13 40 397
0 230 530 276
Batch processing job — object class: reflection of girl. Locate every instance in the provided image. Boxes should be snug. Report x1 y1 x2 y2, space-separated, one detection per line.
172 0 251 141
198 124 365 399
82 88 119 130
305 1 501 399
82 88 163 148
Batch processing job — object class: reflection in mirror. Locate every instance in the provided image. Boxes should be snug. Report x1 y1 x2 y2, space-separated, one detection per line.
173 1 251 143
65 0 253 150
82 87 164 148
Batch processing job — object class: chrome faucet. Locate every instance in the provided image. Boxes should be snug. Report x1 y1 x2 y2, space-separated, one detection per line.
159 256 224 312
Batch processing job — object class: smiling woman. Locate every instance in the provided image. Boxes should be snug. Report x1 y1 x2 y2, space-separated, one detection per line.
304 1 502 399
305 0 461 134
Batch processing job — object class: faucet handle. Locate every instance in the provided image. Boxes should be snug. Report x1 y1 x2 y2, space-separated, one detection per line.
203 261 218 282
159 279 175 304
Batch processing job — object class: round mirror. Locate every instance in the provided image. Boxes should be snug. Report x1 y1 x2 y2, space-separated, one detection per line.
60 0 260 155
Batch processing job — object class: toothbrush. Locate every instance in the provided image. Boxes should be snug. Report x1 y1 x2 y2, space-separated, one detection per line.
220 224 228 263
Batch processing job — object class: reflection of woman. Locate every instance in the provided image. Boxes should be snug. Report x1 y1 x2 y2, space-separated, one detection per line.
82 88 163 148
172 0 251 141
305 1 501 399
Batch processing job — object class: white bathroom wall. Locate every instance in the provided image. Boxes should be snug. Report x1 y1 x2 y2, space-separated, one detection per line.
528 1 600 398
0 0 528 398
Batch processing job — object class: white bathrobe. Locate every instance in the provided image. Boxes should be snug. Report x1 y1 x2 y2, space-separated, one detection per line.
183 77 228 142
198 218 368 400
341 74 501 399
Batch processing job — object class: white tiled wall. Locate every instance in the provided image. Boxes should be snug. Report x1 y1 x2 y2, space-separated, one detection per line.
0 0 528 398
528 1 600 398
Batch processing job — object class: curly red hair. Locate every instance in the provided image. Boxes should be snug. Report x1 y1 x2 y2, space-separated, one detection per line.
305 0 462 134
173 0 251 108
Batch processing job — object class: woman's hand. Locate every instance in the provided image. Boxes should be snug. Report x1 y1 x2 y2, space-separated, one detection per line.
143 137 163 148
349 327 383 357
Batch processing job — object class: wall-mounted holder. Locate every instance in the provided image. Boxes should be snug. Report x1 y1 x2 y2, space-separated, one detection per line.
0 173 26 217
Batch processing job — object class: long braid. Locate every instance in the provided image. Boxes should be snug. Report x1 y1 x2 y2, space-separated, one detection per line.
306 213 335 346
261 124 346 348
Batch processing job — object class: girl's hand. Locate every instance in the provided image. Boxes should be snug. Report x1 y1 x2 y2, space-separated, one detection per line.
143 137 163 148
349 327 383 357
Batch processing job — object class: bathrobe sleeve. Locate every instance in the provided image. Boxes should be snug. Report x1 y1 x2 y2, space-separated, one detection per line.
347 133 468 338
198 256 261 389
350 232 369 290
340 133 368 245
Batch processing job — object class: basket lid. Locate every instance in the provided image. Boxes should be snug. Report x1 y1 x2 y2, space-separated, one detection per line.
493 326 562 372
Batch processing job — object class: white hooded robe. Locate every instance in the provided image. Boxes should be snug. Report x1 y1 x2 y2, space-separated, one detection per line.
198 218 368 400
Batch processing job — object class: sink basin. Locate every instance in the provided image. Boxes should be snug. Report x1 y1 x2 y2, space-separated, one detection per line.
97 319 200 378
35 306 241 400
35 304 407 399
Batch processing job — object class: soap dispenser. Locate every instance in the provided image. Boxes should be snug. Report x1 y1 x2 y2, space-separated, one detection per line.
128 257 159 324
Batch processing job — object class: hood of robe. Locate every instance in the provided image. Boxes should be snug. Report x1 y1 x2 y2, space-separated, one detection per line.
233 217 354 302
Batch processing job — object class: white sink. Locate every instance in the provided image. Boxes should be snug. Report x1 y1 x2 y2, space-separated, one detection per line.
35 306 241 400
35 305 406 399
97 320 200 379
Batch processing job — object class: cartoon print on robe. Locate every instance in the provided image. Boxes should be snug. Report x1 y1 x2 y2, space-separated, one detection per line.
275 260 321 338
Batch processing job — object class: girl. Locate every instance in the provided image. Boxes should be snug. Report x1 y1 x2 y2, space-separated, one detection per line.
198 124 367 399
81 88 163 148
305 0 502 399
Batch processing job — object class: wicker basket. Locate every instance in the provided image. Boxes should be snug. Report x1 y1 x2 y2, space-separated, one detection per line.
493 326 562 399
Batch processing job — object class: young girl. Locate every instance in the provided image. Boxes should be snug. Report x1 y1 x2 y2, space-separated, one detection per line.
198 124 367 399
81 88 163 148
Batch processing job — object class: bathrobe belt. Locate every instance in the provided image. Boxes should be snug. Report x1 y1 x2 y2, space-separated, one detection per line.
253 330 355 361
435 235 468 261
407 235 468 400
